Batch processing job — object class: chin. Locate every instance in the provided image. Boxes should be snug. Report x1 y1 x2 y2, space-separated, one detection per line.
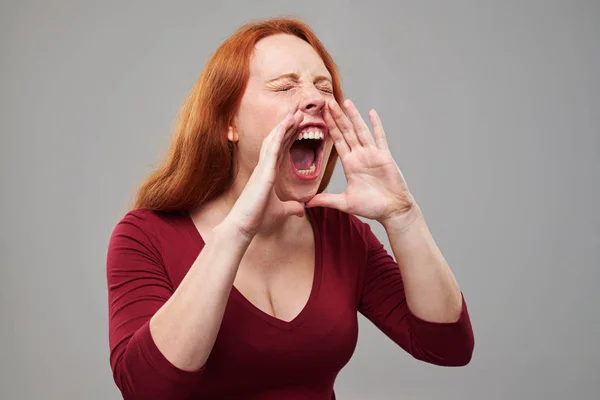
276 183 320 204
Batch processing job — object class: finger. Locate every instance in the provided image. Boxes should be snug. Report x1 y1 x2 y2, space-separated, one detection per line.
260 112 300 169
368 109 388 150
259 114 291 169
324 107 350 157
277 111 304 165
267 112 295 146
280 200 306 218
281 111 305 150
343 99 375 146
328 101 360 149
305 193 348 212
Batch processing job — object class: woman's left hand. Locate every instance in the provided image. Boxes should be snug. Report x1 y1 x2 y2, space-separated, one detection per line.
306 100 420 228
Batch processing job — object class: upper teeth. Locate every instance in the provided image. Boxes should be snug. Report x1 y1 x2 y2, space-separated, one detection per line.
296 131 324 141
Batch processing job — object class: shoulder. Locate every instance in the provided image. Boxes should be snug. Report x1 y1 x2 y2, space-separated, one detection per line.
108 208 191 254
110 209 168 237
113 208 189 232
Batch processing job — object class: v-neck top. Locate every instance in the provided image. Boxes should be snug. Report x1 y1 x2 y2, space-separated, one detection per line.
106 206 474 400
187 209 324 331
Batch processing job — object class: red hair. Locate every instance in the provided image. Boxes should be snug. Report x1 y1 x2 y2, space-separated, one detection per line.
132 18 344 211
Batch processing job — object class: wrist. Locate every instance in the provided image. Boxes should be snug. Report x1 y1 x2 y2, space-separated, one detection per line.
379 204 424 235
214 219 255 247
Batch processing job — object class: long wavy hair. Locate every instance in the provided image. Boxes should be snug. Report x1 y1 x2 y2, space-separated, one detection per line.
132 18 344 211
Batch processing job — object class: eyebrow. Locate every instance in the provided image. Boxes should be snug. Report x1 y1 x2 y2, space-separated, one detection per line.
266 73 332 83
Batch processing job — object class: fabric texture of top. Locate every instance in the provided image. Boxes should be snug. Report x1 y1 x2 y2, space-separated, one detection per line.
106 206 474 399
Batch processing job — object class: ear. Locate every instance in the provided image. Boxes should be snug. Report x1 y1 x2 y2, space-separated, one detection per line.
227 125 239 143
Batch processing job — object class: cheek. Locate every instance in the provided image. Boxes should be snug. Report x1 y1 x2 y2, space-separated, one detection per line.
236 94 299 159
250 100 294 137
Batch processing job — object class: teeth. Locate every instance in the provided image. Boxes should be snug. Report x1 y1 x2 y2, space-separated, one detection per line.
297 163 317 175
296 131 324 141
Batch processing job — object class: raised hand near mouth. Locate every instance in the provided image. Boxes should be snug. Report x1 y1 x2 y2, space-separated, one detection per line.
306 100 420 229
224 111 306 239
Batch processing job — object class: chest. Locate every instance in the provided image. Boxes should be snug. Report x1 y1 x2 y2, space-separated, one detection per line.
233 235 316 323
210 230 362 370
163 211 366 395
200 252 360 395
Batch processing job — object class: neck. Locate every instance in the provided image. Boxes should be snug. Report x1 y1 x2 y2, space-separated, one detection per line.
195 170 307 241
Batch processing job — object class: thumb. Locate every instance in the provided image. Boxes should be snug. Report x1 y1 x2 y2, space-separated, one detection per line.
280 201 306 218
305 193 348 212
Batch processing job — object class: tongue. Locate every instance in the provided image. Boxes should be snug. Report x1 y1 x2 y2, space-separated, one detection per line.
290 141 316 171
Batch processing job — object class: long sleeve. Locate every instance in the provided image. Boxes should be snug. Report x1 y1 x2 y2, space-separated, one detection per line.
106 211 205 400
354 216 475 366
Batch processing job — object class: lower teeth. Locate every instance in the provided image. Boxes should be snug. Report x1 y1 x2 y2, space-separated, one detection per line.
298 164 316 175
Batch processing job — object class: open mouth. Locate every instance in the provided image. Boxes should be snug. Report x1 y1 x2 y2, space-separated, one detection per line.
288 125 326 180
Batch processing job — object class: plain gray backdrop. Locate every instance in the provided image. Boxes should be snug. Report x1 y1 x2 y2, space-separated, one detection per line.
1 0 599 399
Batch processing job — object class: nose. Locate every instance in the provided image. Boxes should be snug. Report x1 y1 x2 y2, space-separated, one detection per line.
299 85 326 115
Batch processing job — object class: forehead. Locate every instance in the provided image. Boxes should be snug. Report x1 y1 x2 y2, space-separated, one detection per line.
250 34 331 79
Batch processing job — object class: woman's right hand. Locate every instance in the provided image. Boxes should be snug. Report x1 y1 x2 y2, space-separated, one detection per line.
222 110 305 239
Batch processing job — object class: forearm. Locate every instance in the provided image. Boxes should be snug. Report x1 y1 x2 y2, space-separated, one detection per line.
149 221 252 371
382 208 463 323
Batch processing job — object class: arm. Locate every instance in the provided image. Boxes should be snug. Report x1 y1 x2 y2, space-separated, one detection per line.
305 99 474 365
356 213 474 366
107 112 305 399
381 207 463 323
107 213 252 400
149 221 251 371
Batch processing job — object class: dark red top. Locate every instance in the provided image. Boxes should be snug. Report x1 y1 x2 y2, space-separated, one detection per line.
106 206 474 400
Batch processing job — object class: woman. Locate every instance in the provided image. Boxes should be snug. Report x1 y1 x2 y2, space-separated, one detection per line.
106 17 474 400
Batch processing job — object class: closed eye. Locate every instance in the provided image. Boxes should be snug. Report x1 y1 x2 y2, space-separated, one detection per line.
275 85 295 92
273 83 333 94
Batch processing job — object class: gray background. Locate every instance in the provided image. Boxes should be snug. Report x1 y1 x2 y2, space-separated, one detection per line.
1 0 599 399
